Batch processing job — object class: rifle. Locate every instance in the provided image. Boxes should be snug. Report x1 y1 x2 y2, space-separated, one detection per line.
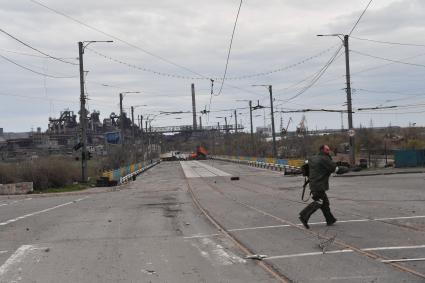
301 162 310 202
301 177 310 202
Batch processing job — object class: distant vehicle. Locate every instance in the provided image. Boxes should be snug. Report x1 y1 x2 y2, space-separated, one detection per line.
189 146 208 160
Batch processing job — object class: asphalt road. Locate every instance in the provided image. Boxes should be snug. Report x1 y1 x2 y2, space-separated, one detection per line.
0 160 424 282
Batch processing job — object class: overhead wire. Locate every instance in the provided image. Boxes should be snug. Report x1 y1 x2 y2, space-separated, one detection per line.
349 0 373 36
0 28 78 65
26 0 207 78
281 44 344 103
351 36 425 47
220 44 340 80
86 47 207 80
351 50 425 68
216 0 243 96
0 53 78 79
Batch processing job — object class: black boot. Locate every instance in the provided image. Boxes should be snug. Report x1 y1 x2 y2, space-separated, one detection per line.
299 201 321 229
322 208 337 226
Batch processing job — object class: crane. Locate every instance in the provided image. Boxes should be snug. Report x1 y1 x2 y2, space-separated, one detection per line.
296 115 307 136
281 117 293 135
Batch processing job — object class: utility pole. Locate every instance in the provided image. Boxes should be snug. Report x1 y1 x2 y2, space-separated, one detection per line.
191 83 197 130
344 35 355 166
199 116 202 130
78 42 87 183
249 100 254 155
317 34 355 165
269 85 277 158
234 109 237 133
77 40 112 183
224 117 228 133
119 93 124 147
131 106 135 144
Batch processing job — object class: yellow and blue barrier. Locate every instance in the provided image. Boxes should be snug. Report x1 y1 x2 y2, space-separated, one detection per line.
213 155 303 175
102 160 160 184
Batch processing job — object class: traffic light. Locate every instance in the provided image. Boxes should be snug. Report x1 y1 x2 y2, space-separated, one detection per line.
87 151 93 160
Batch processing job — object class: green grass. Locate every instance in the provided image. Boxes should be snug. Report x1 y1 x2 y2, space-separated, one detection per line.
38 183 89 194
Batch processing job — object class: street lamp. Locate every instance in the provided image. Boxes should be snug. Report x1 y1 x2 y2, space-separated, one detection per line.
317 33 355 166
236 99 255 155
78 40 113 183
252 85 277 158
119 91 141 147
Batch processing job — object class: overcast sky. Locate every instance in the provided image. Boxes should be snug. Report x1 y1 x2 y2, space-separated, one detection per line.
1 0 425 132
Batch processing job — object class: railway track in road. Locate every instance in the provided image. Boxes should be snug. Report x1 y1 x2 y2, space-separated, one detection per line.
184 172 425 281
185 177 291 283
225 175 425 233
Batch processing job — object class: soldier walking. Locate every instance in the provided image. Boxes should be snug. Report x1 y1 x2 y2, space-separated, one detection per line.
299 144 346 229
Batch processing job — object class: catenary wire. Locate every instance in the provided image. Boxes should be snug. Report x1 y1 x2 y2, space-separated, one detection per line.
351 50 425 68
349 0 373 35
0 53 78 79
0 28 78 65
216 0 243 95
351 36 425 47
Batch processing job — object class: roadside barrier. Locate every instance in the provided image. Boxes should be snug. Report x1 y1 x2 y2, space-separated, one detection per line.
212 155 303 175
101 159 160 185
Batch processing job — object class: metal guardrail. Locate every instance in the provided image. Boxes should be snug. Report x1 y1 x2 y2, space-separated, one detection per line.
212 156 303 175
102 160 160 185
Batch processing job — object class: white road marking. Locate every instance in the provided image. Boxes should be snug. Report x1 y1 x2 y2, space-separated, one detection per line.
180 161 231 178
190 237 245 265
0 245 36 277
381 258 425 263
227 215 425 232
265 244 425 260
184 233 221 239
0 245 47 282
0 196 89 226
0 198 34 208
184 214 425 238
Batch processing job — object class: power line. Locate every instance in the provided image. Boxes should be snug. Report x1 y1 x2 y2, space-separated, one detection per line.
351 36 425 47
0 53 78 79
279 108 348 113
27 0 207 78
0 48 48 58
220 44 340 80
216 0 243 96
356 110 425 115
351 50 425 68
0 28 78 65
349 0 373 35
315 51 425 86
86 47 206 80
282 44 344 103
355 88 425 96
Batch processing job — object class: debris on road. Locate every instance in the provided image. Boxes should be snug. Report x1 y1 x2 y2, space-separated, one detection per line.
230 176 240 181
245 254 267 260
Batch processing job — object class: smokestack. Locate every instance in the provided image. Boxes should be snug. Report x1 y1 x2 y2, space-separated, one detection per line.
191 83 197 130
